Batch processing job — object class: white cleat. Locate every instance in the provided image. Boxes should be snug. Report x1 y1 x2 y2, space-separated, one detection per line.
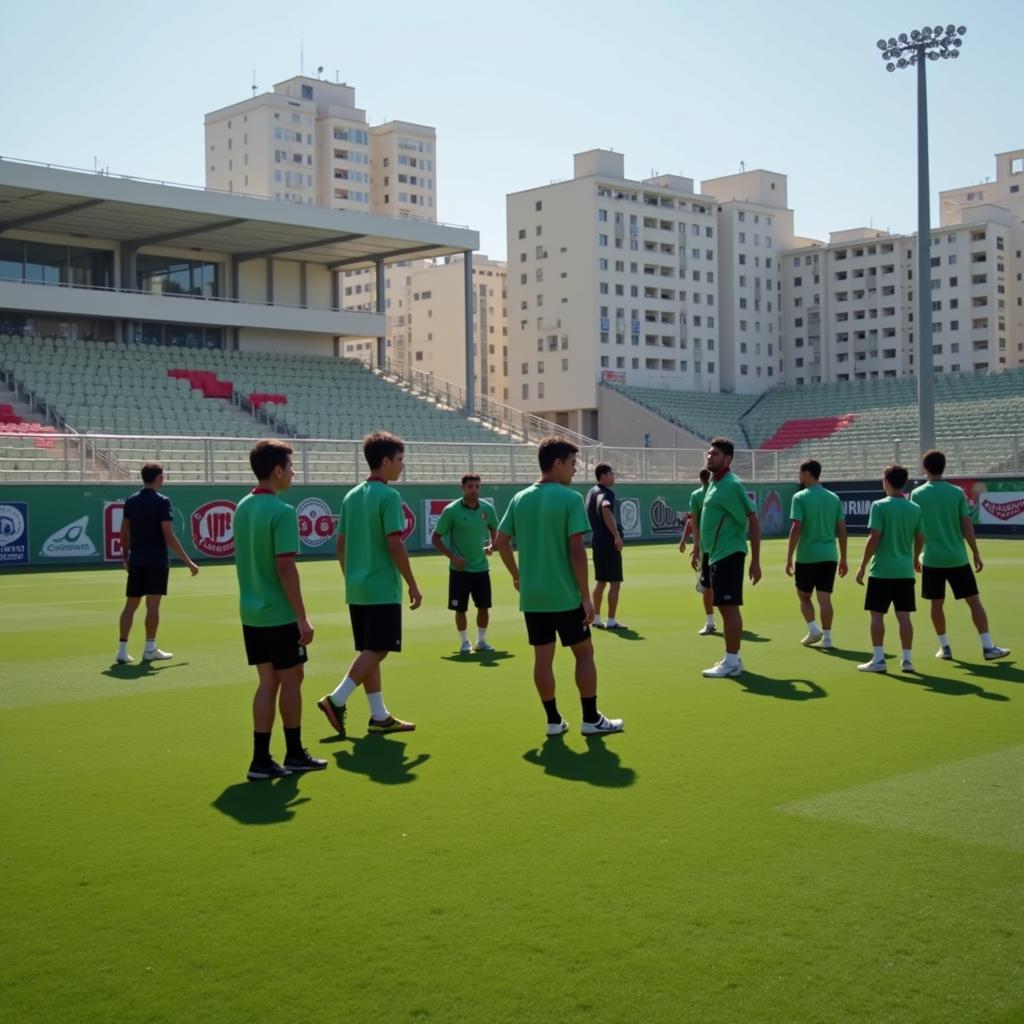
581 714 624 735
702 658 743 678
983 646 1011 661
546 718 569 737
935 645 953 660
698 622 717 636
142 648 173 661
857 659 887 673
459 640 473 654
115 652 134 664
901 659 916 673
801 629 823 647
475 639 495 652
820 638 834 650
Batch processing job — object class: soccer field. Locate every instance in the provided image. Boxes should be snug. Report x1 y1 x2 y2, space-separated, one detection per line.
2 538 1023 1024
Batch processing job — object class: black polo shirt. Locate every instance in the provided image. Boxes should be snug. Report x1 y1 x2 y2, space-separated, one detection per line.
123 488 173 568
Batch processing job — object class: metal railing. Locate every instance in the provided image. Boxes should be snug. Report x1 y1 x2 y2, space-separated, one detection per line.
2 432 1021 484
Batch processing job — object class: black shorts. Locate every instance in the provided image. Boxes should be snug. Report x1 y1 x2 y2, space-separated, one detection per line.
524 607 591 647
699 552 711 590
448 571 492 613
242 622 308 670
865 577 916 614
126 565 169 598
592 545 623 583
921 564 978 601
710 552 745 607
795 561 838 595
349 603 402 653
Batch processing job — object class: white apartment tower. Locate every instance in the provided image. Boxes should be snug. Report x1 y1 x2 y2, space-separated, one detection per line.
506 150 721 436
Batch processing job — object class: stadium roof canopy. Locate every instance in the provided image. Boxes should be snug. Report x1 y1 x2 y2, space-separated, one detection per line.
0 158 479 269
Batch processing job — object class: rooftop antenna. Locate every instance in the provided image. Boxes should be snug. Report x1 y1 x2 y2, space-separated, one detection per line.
300 39 304 76
740 160 746 172
250 70 258 97
317 65 324 79
335 69 340 82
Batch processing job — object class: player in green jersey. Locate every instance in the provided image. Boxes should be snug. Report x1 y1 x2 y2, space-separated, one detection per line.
685 468 716 635
911 450 1009 661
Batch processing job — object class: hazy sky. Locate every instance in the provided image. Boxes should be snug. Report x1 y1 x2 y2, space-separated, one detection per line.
3 0 1018 258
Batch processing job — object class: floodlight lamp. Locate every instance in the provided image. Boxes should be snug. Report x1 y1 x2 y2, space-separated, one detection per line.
877 38 888 49
957 26 966 35
951 49 960 58
946 24 955 34
953 37 962 47
933 25 943 35
899 33 908 43
886 62 896 72
897 58 908 68
922 26 932 36
928 51 939 60
911 29 921 40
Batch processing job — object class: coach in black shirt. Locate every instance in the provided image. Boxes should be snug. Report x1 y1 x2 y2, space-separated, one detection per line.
586 462 627 630
115 462 198 664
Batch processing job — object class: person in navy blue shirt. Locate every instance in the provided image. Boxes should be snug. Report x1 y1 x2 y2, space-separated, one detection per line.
115 463 198 664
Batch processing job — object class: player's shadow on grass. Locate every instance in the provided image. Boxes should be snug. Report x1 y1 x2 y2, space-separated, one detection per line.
440 649 516 669
957 659 1024 686
211 773 309 826
900 669 1010 701
522 733 636 788
740 630 771 643
729 671 827 701
101 661 191 680
335 735 430 784
597 627 645 641
809 647 874 665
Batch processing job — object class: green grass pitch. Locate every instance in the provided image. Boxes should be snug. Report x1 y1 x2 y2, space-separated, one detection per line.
2 538 1023 1024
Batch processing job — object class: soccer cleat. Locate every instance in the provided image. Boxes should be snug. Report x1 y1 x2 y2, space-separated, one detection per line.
246 759 291 781
459 640 473 654
474 639 495 652
820 638 834 650
857 660 887 673
935 645 953 660
702 658 743 678
983 645 1011 661
605 621 628 630
283 749 328 773
143 648 173 661
546 718 569 737
115 652 134 664
317 697 347 738
368 715 415 733
698 622 717 636
901 659 916 673
581 714 624 735
695 580 705 594
591 619 606 630
801 629 823 647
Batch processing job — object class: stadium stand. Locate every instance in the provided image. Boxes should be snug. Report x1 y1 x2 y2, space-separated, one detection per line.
605 385 755 447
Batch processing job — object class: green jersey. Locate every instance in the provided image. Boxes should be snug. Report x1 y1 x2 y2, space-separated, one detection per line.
497 481 590 613
702 472 756 564
790 484 844 563
867 496 922 579
339 478 406 605
688 486 706 523
434 498 498 574
233 488 300 628
910 480 969 568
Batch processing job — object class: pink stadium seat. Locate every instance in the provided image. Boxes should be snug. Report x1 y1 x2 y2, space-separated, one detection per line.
760 415 856 451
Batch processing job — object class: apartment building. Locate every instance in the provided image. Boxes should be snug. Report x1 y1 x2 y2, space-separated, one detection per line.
506 149 721 436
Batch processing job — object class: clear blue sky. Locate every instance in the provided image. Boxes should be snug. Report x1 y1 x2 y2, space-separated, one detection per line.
2 0 1018 258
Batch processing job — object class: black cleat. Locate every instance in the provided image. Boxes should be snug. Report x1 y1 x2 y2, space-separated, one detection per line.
283 749 328 772
246 759 291 781
317 696 347 737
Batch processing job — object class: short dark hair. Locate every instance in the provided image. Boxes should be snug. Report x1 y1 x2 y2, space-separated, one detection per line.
249 440 293 481
594 462 613 481
710 437 734 458
461 472 481 486
884 464 909 490
698 468 711 484
800 459 822 480
538 436 579 472
922 449 946 476
363 431 405 470
140 463 163 484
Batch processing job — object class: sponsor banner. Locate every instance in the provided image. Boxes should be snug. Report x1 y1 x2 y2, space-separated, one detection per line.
192 500 237 558
296 497 337 549
0 501 29 565
619 497 641 540
400 502 416 544
424 498 452 546
40 514 96 558
649 495 683 536
104 502 125 562
978 491 1024 525
827 482 885 529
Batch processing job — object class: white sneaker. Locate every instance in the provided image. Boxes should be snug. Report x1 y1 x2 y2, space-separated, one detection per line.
592 618 606 629
702 658 743 677
820 638 833 650
801 629 823 647
983 645 1010 661
857 659 887 673
475 639 495 652
605 620 628 630
901 659 916 673
935 645 953 660
546 718 569 736
143 648 173 661
115 652 134 664
581 714 624 735
698 622 717 636
459 640 473 654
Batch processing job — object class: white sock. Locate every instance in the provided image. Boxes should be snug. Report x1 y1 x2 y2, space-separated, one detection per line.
368 690 389 721
706 614 715 626
822 629 831 641
117 640 128 658
937 633 950 648
330 676 359 707
607 618 618 627
980 632 993 649
477 627 487 643
458 629 469 644
593 615 604 626
807 620 819 633
872 646 885 662
724 651 740 667
902 649 913 663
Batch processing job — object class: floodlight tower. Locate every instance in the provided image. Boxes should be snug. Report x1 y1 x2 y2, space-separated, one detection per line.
877 24 966 453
